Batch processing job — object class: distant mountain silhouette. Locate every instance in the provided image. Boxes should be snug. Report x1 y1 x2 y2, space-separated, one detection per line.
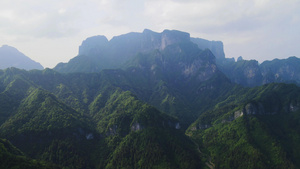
0 45 43 70
54 29 224 73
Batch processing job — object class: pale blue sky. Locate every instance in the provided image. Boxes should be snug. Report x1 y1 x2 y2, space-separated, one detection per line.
0 0 299 68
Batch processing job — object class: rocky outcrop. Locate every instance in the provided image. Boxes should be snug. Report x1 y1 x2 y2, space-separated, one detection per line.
191 38 225 61
260 56 300 85
131 122 143 132
234 111 244 119
219 59 263 87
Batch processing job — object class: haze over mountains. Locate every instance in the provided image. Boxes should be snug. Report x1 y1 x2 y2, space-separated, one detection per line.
0 29 300 169
0 45 43 70
54 29 300 87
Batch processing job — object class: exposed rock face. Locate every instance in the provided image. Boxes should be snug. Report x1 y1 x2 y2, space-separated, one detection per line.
160 30 190 50
131 122 143 132
219 56 300 87
191 38 225 61
78 35 108 56
181 49 217 82
289 102 299 112
0 45 43 70
79 29 190 56
260 56 300 85
54 29 222 74
234 111 244 119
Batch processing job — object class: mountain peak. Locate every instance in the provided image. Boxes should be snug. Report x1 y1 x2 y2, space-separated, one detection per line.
0 45 20 53
78 35 108 56
0 45 44 70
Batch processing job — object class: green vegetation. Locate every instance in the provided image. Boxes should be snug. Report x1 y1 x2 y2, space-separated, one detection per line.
1 35 300 169
106 128 201 169
0 138 60 169
188 83 300 169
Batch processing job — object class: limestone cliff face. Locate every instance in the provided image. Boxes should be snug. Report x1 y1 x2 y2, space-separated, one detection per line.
219 56 300 87
184 50 217 82
240 99 299 117
160 30 190 50
242 61 263 87
218 59 263 87
191 38 225 61
78 29 190 58
54 29 221 74
261 56 300 85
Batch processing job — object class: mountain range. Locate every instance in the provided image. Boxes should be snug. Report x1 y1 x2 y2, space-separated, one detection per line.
0 29 300 169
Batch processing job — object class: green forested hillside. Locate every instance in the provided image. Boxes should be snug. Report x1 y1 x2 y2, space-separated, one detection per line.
0 138 60 169
0 66 205 168
1 29 300 169
187 83 300 169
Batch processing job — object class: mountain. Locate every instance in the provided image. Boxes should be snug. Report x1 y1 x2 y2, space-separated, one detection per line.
54 29 300 87
187 83 300 168
0 68 204 168
260 56 300 85
54 29 224 73
0 35 235 167
219 56 300 86
0 138 60 169
190 37 225 62
218 59 263 86
0 45 44 70
1 29 300 169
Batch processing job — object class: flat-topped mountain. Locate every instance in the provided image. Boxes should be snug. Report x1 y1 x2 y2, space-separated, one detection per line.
0 45 43 70
54 29 300 87
54 29 224 73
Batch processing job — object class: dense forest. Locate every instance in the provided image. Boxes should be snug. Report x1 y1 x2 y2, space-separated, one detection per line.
0 29 300 168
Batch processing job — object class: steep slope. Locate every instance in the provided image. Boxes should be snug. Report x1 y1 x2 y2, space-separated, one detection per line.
90 88 202 168
260 56 300 85
0 68 204 168
0 87 99 169
0 138 60 169
0 45 43 70
187 83 300 168
191 37 225 62
218 59 263 87
32 40 235 128
218 56 300 87
123 42 234 127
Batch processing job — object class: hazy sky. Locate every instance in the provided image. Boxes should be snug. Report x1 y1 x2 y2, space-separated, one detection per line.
0 0 299 68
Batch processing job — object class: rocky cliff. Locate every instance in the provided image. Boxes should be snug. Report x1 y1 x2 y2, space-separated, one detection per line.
190 37 225 61
219 56 300 87
54 29 221 73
